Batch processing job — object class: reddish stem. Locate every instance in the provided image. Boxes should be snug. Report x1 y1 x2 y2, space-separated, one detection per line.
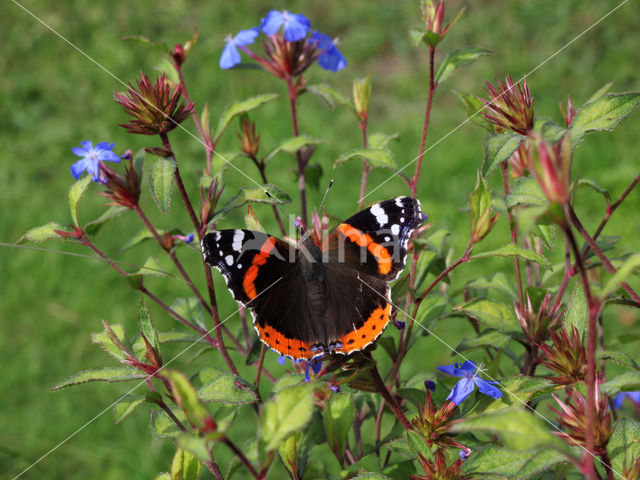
223 437 260 479
369 360 412 431
501 161 525 306
285 76 308 226
358 120 370 209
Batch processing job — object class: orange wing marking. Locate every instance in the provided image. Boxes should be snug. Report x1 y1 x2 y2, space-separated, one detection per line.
337 223 392 275
254 322 316 360
334 302 391 354
242 236 277 300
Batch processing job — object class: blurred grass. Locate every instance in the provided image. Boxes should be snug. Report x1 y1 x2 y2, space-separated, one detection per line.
1 0 639 478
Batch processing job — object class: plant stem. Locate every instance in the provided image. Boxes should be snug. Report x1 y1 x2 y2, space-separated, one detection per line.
501 161 525 306
368 358 412 431
564 216 599 480
600 450 614 480
358 121 369 209
250 155 286 236
285 76 308 226
223 437 260 479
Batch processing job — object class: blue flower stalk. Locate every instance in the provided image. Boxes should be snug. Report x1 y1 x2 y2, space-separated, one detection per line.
437 360 502 405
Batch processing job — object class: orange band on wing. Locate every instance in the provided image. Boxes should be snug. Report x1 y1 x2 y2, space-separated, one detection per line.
242 237 277 300
334 302 391 355
254 322 316 360
337 223 392 275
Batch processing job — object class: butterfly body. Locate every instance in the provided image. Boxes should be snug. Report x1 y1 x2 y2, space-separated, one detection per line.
202 196 425 360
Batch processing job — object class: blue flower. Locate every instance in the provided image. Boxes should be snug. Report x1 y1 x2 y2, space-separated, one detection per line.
185 233 195 244
424 380 436 392
437 360 502 405
261 10 311 41
277 354 287 365
613 391 640 409
220 27 260 69
329 384 341 393
71 141 120 182
311 32 347 72
305 359 322 382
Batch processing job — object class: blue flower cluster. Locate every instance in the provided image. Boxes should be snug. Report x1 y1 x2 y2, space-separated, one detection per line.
220 9 346 72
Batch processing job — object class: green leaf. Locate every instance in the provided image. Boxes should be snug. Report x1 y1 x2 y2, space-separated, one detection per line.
456 329 511 353
212 184 291 223
85 206 128 235
170 447 202 480
68 174 93 226
409 29 427 47
171 297 207 331
334 148 399 171
133 148 145 179
465 272 517 300
600 371 640 395
306 163 323 192
565 282 587 338
435 47 493 84
450 407 569 453
126 256 167 289
150 407 188 439
597 350 640 371
122 35 169 55
482 133 524 177
91 323 130 361
177 434 212 464
278 433 301 477
113 395 146 424
471 243 552 270
262 383 315 450
602 253 640 297
305 84 354 113
534 116 566 143
18 222 67 243
215 94 279 138
121 229 156 252
569 93 640 147
574 178 611 204
477 376 557 412
163 370 211 429
506 176 548 208
149 156 176 214
469 171 495 242
608 418 640 475
139 299 160 353
264 135 323 164
193 368 258 405
585 81 615 105
323 393 355 460
368 132 400 149
455 299 520 334
245 205 265 232
52 367 145 390
463 445 567 478
452 90 493 131
406 430 433 462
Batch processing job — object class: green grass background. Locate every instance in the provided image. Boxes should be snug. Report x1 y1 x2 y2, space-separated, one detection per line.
2 0 640 478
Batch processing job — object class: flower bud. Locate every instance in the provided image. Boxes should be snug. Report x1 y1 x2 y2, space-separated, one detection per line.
99 155 141 209
353 75 372 124
236 116 260 157
560 95 576 127
515 290 563 342
482 76 534 135
537 325 586 385
528 132 572 205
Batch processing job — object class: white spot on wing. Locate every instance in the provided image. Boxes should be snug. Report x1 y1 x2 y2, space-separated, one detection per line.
395 198 404 207
232 230 245 252
237 263 243 269
215 231 222 241
225 255 234 266
391 224 400 235
370 203 389 226
384 236 391 242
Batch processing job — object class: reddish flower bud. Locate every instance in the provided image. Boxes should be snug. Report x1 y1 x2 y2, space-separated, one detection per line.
508 141 532 178
560 95 576 127
200 176 223 227
353 75 372 124
114 72 194 136
515 290 563 342
236 117 260 157
420 0 465 47
172 43 186 67
528 132 572 205
99 155 141 209
411 390 460 449
537 325 586 385
482 76 534 135
54 224 85 240
411 447 468 480
550 384 612 455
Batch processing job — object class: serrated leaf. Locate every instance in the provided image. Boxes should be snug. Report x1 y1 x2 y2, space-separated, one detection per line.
435 47 493 84
406 430 433 461
163 370 210 429
451 407 569 453
368 132 400 149
471 243 552 270
244 204 265 232
462 445 567 478
482 133 524 177
171 447 202 480
18 222 67 243
585 81 615 105
139 299 160 352
52 367 145 390
455 299 520 334
324 393 355 460
262 383 314 450
453 90 493 131
171 297 206 331
409 29 427 47
602 253 640 297
150 407 188 439
334 148 399 170
113 395 146 424
306 84 354 112
215 94 279 138
194 368 258 405
211 184 291 223
69 174 93 226
506 176 548 208
574 178 611 204
85 206 128 235
465 272 517 299
565 283 587 338
469 171 495 241
570 93 640 147
91 323 130 361
278 433 301 477
264 135 323 164
177 434 212 464
601 371 640 395
149 156 176 214
608 418 640 475
456 329 511 353
597 350 640 371
534 116 566 143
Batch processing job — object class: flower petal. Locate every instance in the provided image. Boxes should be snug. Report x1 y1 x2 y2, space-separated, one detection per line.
81 140 93 151
99 150 121 163
96 142 114 150
261 10 284 36
282 13 311 41
447 377 476 405
72 146 88 157
474 377 503 400
220 43 241 69
437 363 462 377
318 45 347 72
457 360 476 375
234 27 260 46
70 159 88 179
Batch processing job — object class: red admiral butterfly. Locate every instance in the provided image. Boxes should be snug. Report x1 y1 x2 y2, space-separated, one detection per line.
201 196 425 360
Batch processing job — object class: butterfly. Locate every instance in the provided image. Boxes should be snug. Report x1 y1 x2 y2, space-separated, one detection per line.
201 196 425 360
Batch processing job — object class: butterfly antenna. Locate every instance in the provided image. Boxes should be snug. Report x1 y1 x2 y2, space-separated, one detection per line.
318 179 334 210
